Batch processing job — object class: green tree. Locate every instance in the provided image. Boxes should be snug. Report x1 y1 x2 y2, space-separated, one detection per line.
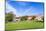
20 16 28 21
41 16 44 22
5 12 13 22
31 16 36 20
42 16 44 20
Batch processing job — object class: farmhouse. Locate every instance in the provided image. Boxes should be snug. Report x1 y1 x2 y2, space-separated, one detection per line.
16 16 21 22
13 14 21 22
27 16 32 20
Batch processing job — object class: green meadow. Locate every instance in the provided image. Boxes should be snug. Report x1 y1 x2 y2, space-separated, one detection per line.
5 20 44 30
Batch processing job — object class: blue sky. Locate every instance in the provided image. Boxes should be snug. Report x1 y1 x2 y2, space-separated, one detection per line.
6 0 44 16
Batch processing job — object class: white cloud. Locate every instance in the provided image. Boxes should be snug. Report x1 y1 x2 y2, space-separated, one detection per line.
6 2 16 14
23 6 36 15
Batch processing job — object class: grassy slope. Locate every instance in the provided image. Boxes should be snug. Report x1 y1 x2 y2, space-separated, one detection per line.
5 21 44 30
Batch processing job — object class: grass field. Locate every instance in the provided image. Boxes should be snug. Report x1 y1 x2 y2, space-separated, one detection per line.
5 20 44 30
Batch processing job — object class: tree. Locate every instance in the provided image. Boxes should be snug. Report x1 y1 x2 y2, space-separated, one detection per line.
31 16 36 20
41 16 44 22
20 16 28 21
5 12 13 22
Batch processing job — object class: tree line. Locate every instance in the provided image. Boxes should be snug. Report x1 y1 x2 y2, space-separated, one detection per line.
5 12 44 23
